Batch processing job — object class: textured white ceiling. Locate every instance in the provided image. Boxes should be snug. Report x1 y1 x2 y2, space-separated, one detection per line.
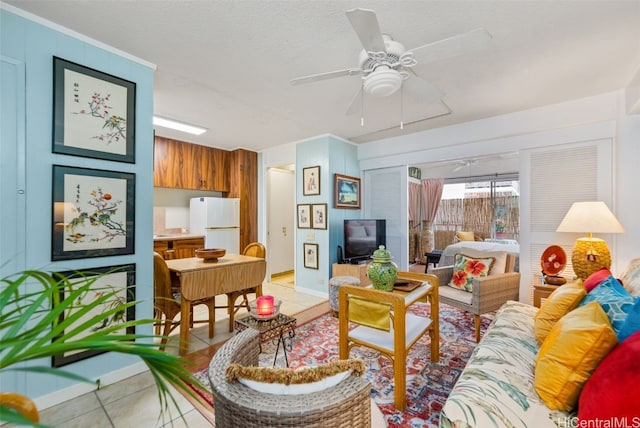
6 1 640 153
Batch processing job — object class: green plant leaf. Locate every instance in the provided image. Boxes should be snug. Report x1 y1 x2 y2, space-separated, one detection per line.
1 269 208 426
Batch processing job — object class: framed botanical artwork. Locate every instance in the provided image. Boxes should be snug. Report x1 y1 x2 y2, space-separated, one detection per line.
311 203 327 230
334 174 361 209
52 264 136 367
303 243 319 269
297 204 312 229
52 165 135 261
53 57 136 163
303 165 320 196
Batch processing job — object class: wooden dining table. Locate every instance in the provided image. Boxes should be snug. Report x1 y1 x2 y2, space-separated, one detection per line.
165 254 267 355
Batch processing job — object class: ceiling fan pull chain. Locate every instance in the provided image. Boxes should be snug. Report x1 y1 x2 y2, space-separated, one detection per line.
400 84 404 129
360 85 365 127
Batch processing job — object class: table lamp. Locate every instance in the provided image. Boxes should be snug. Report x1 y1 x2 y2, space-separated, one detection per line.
556 201 624 280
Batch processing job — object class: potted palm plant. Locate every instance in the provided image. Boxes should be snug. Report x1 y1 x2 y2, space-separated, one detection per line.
0 269 206 427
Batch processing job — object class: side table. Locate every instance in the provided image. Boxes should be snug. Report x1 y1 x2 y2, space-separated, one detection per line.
424 250 443 272
234 313 296 367
533 284 559 308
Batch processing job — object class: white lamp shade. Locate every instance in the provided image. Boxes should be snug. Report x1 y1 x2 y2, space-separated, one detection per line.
556 201 624 234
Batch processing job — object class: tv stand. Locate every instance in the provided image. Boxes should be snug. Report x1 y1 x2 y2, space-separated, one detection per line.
332 262 371 287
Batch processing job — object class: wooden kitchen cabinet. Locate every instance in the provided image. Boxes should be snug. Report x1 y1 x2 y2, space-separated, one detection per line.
154 237 204 260
154 136 229 191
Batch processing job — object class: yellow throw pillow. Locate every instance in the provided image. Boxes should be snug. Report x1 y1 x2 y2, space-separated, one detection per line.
534 302 618 411
455 231 475 242
534 280 586 344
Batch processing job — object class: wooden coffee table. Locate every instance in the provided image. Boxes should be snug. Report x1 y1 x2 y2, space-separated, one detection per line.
234 313 296 367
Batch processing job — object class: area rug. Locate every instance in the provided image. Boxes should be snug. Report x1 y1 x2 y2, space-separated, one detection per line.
186 302 492 427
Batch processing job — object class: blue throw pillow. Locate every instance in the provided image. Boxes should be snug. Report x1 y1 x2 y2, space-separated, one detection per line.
619 300 640 342
581 275 640 341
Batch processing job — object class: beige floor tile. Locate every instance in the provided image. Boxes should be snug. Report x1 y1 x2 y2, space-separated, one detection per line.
43 407 114 428
104 383 193 428
96 371 157 405
38 391 104 426
163 408 213 427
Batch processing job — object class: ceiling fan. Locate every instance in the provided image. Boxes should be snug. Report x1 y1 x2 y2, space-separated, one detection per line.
453 159 478 172
290 8 492 122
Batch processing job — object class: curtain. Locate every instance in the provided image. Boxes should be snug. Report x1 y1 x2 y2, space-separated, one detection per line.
418 179 444 262
408 182 421 263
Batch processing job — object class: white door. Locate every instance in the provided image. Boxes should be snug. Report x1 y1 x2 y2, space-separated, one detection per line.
267 166 295 276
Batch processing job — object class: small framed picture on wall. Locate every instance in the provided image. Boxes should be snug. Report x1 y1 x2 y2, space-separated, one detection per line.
303 243 319 269
297 204 312 229
311 203 327 229
303 166 320 196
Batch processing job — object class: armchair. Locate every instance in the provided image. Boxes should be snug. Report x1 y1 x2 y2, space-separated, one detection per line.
208 328 374 427
430 251 520 342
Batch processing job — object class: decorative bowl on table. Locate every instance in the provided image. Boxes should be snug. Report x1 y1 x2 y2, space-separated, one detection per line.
195 248 226 263
249 298 282 321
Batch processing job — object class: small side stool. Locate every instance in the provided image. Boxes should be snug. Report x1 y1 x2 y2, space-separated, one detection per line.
329 276 360 317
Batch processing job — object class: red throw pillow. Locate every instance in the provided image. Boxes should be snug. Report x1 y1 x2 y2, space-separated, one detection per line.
583 267 612 292
578 331 640 420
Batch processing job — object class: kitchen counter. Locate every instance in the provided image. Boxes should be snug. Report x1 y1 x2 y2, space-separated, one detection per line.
153 234 204 241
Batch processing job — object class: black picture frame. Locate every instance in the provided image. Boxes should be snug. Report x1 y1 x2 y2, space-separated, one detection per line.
334 174 361 209
52 165 135 260
52 264 136 367
303 166 321 196
297 204 312 229
303 243 319 269
53 57 136 163
311 203 327 230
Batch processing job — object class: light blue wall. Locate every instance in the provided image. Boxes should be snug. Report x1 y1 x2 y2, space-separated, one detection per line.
0 9 155 400
295 135 359 293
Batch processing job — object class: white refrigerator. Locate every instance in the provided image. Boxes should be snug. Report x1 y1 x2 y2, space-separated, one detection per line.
189 197 240 254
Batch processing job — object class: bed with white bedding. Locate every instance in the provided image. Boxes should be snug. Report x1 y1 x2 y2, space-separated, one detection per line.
439 239 520 271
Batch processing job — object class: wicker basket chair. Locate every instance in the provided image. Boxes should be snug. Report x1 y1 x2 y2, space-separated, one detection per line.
430 252 520 342
208 328 372 428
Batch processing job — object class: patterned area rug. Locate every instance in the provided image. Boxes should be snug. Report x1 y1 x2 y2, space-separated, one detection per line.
188 303 492 427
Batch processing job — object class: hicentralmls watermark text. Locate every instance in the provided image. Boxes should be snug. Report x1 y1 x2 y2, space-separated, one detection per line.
557 417 640 428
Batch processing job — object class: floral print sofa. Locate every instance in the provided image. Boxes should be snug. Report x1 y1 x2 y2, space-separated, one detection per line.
439 258 640 428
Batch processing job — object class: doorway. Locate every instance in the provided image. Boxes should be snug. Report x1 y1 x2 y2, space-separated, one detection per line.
267 165 295 286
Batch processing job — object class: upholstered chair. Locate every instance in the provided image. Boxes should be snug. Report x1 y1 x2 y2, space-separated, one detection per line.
430 250 520 342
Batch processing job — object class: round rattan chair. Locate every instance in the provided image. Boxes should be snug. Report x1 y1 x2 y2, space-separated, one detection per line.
208 329 373 427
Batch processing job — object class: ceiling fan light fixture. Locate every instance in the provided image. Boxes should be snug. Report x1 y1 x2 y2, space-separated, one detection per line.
363 68 402 97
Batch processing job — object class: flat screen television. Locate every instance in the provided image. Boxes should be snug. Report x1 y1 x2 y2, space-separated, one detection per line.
343 219 386 264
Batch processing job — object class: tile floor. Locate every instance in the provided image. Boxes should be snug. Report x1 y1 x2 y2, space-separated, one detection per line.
36 280 327 428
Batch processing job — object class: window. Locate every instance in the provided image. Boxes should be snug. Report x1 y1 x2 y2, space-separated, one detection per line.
433 174 519 249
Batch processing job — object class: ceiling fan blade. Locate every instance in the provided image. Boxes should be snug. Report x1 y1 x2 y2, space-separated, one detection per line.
345 86 364 116
407 28 492 65
403 71 445 105
346 8 387 53
290 68 362 86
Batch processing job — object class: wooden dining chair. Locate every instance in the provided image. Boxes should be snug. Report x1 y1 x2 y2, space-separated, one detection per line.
153 252 215 350
223 242 266 331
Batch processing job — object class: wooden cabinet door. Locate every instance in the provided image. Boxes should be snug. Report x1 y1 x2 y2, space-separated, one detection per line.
154 136 230 191
173 238 204 258
154 137 194 189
